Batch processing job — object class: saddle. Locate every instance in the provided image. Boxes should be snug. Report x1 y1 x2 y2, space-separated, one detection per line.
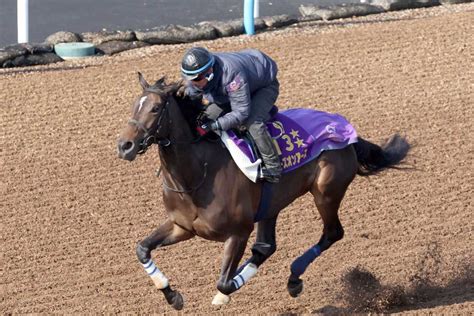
220 108 359 182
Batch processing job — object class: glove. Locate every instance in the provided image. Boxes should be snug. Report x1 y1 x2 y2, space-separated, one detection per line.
200 120 221 133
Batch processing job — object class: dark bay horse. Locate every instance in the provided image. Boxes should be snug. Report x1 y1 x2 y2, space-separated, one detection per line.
117 73 410 310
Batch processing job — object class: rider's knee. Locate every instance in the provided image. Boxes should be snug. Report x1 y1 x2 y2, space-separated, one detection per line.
204 103 225 120
248 121 266 136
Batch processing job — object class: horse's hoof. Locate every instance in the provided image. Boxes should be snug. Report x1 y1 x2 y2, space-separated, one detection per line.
170 291 184 310
212 291 231 305
162 286 184 310
287 276 303 298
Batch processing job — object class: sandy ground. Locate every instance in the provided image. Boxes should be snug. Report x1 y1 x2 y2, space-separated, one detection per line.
1 3 473 314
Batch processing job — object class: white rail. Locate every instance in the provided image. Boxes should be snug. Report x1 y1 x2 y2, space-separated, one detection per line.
17 0 29 43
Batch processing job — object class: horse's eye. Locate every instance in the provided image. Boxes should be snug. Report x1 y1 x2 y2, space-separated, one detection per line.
151 105 160 113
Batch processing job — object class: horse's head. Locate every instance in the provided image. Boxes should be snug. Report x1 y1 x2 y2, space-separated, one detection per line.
117 72 178 161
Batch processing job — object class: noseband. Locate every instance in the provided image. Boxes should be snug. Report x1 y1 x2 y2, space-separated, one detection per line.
128 101 170 154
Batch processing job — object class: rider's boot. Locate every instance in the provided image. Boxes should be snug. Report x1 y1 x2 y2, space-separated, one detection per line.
251 123 282 183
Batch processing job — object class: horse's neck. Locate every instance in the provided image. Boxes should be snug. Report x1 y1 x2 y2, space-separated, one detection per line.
158 97 212 185
166 98 194 144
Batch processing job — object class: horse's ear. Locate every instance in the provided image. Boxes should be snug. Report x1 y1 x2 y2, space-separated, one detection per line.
138 72 150 90
155 76 167 86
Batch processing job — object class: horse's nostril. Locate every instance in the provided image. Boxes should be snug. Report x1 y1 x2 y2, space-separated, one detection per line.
122 141 133 151
118 140 135 155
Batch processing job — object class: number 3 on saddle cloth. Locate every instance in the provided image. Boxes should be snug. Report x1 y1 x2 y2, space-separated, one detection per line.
220 108 359 182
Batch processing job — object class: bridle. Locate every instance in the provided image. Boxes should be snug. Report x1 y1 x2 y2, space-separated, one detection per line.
127 96 207 193
127 100 170 155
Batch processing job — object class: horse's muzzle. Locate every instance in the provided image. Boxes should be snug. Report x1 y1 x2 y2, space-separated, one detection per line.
117 139 137 161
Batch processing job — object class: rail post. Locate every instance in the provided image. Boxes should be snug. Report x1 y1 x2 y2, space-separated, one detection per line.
254 0 259 18
17 0 29 43
244 0 260 35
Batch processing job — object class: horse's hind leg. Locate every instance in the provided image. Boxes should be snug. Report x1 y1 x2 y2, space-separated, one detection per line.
287 206 343 297
136 219 194 310
287 148 357 297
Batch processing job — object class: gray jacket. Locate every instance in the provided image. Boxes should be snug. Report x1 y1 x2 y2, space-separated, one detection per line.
186 49 278 130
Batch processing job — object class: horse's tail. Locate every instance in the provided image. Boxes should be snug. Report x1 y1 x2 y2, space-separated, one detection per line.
353 134 410 176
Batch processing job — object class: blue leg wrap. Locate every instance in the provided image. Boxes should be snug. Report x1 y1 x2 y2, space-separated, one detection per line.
290 244 322 277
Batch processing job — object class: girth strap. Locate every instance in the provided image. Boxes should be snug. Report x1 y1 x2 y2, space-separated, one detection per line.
254 182 273 222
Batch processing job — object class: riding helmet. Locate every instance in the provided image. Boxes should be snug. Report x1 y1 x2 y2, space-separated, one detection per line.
181 47 215 80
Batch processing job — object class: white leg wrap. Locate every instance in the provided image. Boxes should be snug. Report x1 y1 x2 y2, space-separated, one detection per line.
142 259 169 289
232 263 258 290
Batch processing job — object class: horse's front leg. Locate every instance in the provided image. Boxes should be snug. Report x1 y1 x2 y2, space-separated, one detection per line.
212 234 251 305
136 219 194 310
238 217 277 270
213 218 277 304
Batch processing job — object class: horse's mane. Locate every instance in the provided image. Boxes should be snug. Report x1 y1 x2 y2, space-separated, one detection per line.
146 78 205 136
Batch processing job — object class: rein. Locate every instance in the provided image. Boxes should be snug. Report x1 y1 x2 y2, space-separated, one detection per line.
129 96 208 194
128 100 202 154
156 162 208 193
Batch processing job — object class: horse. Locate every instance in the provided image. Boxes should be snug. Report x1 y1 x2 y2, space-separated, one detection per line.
117 73 410 310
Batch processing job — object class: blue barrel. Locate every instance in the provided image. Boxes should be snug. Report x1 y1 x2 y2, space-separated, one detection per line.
54 42 95 59
244 0 255 35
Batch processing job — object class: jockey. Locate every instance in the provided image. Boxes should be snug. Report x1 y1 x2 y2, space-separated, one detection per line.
180 47 282 183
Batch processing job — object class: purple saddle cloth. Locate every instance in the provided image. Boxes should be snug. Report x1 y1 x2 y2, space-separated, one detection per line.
227 108 358 173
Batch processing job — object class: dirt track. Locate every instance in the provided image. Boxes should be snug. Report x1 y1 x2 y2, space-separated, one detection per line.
1 4 473 314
